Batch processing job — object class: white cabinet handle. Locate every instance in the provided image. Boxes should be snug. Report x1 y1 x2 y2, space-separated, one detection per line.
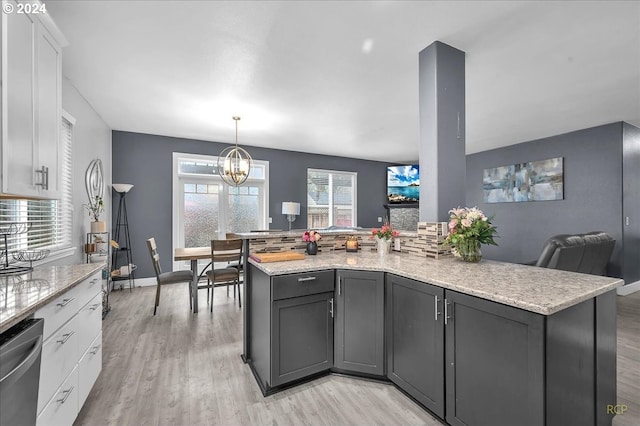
89 303 100 311
297 276 316 282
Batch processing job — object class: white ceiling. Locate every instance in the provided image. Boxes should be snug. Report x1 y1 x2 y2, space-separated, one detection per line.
47 1 640 163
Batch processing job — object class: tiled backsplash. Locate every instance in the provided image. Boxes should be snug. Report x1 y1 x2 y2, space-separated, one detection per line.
248 222 451 259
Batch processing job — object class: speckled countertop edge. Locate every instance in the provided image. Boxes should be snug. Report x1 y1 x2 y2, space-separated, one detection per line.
0 263 104 333
248 252 623 315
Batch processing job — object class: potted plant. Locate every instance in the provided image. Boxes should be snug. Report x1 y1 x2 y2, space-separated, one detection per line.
85 195 106 233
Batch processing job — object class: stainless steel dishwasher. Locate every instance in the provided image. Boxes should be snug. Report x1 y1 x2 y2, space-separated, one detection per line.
0 318 44 426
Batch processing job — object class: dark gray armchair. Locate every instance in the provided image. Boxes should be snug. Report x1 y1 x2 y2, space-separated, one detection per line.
534 232 615 276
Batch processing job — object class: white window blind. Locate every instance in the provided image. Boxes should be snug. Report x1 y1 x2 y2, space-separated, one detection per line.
0 114 74 257
307 169 357 229
59 115 74 247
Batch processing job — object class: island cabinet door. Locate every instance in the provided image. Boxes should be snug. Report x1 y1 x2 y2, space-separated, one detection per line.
334 270 385 376
270 292 334 387
385 274 445 418
444 290 545 426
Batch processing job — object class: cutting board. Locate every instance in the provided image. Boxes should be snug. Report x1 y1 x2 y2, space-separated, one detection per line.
250 252 306 263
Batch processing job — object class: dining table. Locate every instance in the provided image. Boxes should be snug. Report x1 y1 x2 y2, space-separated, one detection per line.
173 246 211 313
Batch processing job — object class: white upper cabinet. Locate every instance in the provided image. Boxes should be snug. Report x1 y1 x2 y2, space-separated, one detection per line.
1 0 67 198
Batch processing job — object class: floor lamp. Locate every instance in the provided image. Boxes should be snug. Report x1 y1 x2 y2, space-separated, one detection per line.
112 184 135 291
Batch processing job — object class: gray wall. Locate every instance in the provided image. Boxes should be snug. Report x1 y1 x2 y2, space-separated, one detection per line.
112 131 393 277
466 123 623 277
49 78 112 267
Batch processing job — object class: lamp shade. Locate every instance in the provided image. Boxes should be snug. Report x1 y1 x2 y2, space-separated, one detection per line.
281 202 300 215
112 183 134 193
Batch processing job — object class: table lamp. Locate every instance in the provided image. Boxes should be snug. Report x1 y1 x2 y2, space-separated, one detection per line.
282 202 300 231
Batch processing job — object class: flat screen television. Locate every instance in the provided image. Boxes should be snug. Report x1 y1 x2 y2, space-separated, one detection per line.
387 165 419 204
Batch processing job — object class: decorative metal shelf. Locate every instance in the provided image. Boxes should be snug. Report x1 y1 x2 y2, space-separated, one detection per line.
0 222 49 275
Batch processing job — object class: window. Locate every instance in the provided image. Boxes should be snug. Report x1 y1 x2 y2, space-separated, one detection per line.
173 153 269 269
0 112 74 259
307 169 357 229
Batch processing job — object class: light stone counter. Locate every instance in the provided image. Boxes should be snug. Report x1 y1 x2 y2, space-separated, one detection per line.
249 251 623 315
0 263 104 333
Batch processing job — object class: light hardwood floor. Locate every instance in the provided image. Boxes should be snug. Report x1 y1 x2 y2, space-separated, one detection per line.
74 283 640 426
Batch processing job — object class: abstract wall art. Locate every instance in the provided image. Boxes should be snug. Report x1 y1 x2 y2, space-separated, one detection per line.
483 157 564 203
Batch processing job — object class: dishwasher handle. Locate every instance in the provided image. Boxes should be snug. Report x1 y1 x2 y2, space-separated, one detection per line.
0 335 43 390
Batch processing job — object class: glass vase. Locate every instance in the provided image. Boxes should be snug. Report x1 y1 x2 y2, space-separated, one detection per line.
456 239 482 262
376 238 391 255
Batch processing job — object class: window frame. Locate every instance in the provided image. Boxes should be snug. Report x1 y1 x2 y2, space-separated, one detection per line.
307 168 357 228
172 152 269 270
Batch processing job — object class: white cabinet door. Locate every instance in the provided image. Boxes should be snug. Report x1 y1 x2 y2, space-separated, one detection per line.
38 316 79 415
1 1 63 198
2 7 37 196
35 23 62 198
78 331 102 409
77 292 102 354
37 365 79 426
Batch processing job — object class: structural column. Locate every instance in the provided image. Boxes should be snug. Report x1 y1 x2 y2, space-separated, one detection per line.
419 41 466 222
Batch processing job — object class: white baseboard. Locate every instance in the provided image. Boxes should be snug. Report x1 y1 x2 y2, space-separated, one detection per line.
617 280 640 296
110 276 156 289
133 277 156 287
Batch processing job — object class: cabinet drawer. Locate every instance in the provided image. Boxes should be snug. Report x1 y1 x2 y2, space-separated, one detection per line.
78 331 102 409
272 270 334 300
76 272 102 309
37 365 79 426
38 316 79 415
77 292 102 354
34 285 79 344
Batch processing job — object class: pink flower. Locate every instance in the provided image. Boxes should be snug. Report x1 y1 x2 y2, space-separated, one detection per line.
448 219 458 230
302 230 322 242
461 218 472 227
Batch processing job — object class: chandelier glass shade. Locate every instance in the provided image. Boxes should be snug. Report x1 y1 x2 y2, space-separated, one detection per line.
217 116 253 186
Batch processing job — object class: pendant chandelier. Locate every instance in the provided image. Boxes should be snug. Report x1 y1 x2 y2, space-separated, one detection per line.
217 116 253 186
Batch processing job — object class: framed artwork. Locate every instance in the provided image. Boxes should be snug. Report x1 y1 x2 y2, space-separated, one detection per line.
483 157 563 203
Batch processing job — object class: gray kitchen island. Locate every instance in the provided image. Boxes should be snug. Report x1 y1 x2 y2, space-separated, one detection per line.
242 251 623 426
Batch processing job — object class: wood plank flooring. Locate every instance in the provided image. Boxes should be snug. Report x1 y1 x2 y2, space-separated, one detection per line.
613 291 640 426
74 284 640 426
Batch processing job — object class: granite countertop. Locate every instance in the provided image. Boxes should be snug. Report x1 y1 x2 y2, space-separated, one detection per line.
0 263 104 333
249 252 624 315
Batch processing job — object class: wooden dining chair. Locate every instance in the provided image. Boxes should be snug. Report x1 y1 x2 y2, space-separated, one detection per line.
204 239 243 312
147 237 194 315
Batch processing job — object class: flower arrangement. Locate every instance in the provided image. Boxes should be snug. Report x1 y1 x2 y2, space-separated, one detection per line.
85 195 104 222
371 224 400 240
445 206 498 262
302 230 322 243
